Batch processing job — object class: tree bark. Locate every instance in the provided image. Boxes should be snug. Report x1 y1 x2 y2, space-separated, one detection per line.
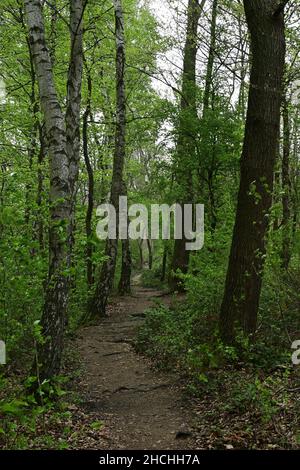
35 122 46 250
203 0 218 113
118 181 132 295
88 0 127 317
281 94 292 269
219 0 287 343
169 0 203 292
161 244 168 282
66 0 84 264
138 239 144 269
83 66 95 289
49 0 58 66
147 239 153 270
118 238 132 295
25 0 70 379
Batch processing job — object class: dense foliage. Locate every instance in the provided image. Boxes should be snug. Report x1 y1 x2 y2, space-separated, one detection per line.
0 0 299 450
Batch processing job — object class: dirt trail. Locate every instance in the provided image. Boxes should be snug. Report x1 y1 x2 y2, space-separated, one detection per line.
76 287 195 450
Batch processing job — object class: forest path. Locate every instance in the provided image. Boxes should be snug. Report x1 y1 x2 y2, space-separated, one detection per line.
76 286 195 450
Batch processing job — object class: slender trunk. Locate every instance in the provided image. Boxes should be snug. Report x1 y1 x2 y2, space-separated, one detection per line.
208 168 217 232
281 95 292 269
291 111 299 246
25 0 70 379
88 0 127 317
161 244 168 282
0 165 6 239
49 0 58 66
147 239 153 270
118 181 132 295
83 68 95 289
273 161 281 231
203 0 218 232
35 122 46 250
237 12 248 119
203 0 218 113
169 0 202 292
23 12 39 229
118 238 132 295
219 0 287 343
138 240 144 269
66 0 84 265
21 3 56 250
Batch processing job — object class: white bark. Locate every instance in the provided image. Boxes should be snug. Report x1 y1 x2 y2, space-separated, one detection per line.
25 0 70 379
89 0 127 318
25 0 84 379
66 0 84 262
66 0 84 200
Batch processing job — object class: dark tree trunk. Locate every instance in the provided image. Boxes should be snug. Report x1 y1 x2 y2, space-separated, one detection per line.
169 0 202 292
88 0 127 318
35 123 46 250
281 95 292 269
118 179 132 295
147 239 153 270
138 240 144 269
161 244 168 282
118 238 132 295
83 68 95 289
21 6 40 232
291 112 299 245
202 0 219 233
203 0 218 112
66 0 84 265
219 0 287 343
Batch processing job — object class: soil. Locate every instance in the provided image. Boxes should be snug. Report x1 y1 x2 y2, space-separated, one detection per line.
75 287 195 450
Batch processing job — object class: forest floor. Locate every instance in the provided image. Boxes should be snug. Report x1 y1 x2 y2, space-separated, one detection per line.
73 286 195 450
68 283 299 451
2 283 299 450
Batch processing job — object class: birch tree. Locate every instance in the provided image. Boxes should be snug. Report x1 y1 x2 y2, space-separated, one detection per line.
25 0 84 380
66 0 84 262
88 0 128 317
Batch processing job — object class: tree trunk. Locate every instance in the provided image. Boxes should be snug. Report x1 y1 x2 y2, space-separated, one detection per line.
237 11 248 119
83 67 95 289
49 0 58 66
202 0 219 233
281 95 292 269
118 238 132 295
25 0 71 379
66 0 84 265
203 0 218 113
219 0 287 343
88 0 127 318
291 111 299 247
147 239 153 270
21 5 40 233
35 122 46 250
161 243 168 282
169 0 203 292
118 180 132 295
138 240 144 269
